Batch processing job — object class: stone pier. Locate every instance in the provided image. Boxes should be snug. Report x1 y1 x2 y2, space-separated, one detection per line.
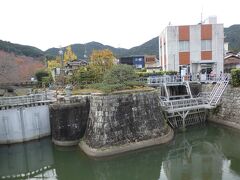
80 90 173 157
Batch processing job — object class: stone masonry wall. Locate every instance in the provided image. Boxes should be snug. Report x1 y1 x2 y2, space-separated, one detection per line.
202 84 240 128
83 90 168 149
50 96 90 143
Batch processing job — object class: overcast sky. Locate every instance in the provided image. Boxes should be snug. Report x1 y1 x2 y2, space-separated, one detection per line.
0 0 239 51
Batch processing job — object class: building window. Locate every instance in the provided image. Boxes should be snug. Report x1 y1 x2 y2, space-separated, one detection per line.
201 40 212 51
179 41 189 52
135 64 142 69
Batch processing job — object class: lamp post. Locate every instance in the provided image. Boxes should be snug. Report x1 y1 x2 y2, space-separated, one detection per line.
58 48 64 76
59 49 64 69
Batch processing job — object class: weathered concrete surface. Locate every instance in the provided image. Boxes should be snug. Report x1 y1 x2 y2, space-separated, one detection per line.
202 84 240 129
50 96 90 146
80 90 173 157
0 105 50 144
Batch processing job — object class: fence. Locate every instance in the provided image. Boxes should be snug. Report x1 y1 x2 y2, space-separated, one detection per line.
0 92 56 107
139 73 231 85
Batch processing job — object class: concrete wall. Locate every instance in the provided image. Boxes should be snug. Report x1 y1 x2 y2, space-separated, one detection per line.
50 96 90 146
80 90 173 157
190 25 201 74
202 84 240 129
0 105 50 144
212 24 224 75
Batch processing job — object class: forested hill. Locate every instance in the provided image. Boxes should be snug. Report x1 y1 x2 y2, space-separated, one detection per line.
0 24 240 60
45 37 159 59
45 41 129 59
44 24 240 58
0 40 44 58
225 24 240 52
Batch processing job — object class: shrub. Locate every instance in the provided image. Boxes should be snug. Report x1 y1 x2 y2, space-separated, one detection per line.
124 81 145 87
86 64 145 93
231 68 240 87
70 65 102 86
35 69 49 82
87 83 126 93
42 76 52 87
103 64 138 84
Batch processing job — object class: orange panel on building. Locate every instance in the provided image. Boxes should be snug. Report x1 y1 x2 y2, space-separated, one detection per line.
179 26 190 41
145 56 156 64
201 51 212 60
201 24 212 40
179 52 190 65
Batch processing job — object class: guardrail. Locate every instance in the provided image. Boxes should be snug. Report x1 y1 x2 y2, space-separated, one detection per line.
162 97 209 111
0 92 56 107
0 81 38 87
139 73 231 85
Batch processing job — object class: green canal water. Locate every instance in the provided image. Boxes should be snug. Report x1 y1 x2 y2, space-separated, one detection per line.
1 123 240 180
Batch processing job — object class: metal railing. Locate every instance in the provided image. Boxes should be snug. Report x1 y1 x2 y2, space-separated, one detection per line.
162 98 209 112
0 92 56 107
139 73 231 85
0 81 37 87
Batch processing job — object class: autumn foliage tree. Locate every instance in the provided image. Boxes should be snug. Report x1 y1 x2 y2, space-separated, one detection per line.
47 56 61 70
70 49 115 85
64 46 77 64
89 49 115 72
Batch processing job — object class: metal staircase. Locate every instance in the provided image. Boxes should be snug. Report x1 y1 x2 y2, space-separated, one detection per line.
208 76 229 106
158 75 230 129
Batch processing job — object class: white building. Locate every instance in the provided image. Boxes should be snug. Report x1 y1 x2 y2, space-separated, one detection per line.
159 16 224 77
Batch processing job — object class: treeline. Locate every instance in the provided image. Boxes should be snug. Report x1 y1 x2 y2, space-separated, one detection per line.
0 40 44 57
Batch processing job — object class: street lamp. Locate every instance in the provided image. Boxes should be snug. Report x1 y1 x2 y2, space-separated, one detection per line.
59 48 64 69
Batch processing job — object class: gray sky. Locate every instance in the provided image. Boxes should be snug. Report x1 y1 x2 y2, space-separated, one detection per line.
0 0 238 51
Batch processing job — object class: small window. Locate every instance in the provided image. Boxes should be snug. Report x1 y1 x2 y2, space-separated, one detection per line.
201 40 212 51
179 41 189 52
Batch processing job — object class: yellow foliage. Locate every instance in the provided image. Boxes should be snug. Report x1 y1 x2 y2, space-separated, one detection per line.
64 46 77 64
47 59 60 70
89 49 115 72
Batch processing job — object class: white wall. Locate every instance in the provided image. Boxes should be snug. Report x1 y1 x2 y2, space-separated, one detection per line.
167 26 179 71
212 24 224 74
190 25 201 74
159 30 167 70
190 25 201 63
0 105 50 144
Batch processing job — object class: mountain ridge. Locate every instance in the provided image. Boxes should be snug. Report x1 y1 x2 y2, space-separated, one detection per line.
0 24 240 60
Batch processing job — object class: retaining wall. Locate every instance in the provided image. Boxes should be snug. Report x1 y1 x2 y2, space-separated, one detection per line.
50 96 90 146
202 84 240 129
80 90 173 157
0 105 50 144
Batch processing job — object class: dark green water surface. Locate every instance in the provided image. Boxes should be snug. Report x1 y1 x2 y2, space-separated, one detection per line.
1 123 240 180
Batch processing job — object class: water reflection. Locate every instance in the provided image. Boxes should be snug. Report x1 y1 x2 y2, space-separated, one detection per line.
0 124 240 180
0 138 56 179
162 139 224 179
